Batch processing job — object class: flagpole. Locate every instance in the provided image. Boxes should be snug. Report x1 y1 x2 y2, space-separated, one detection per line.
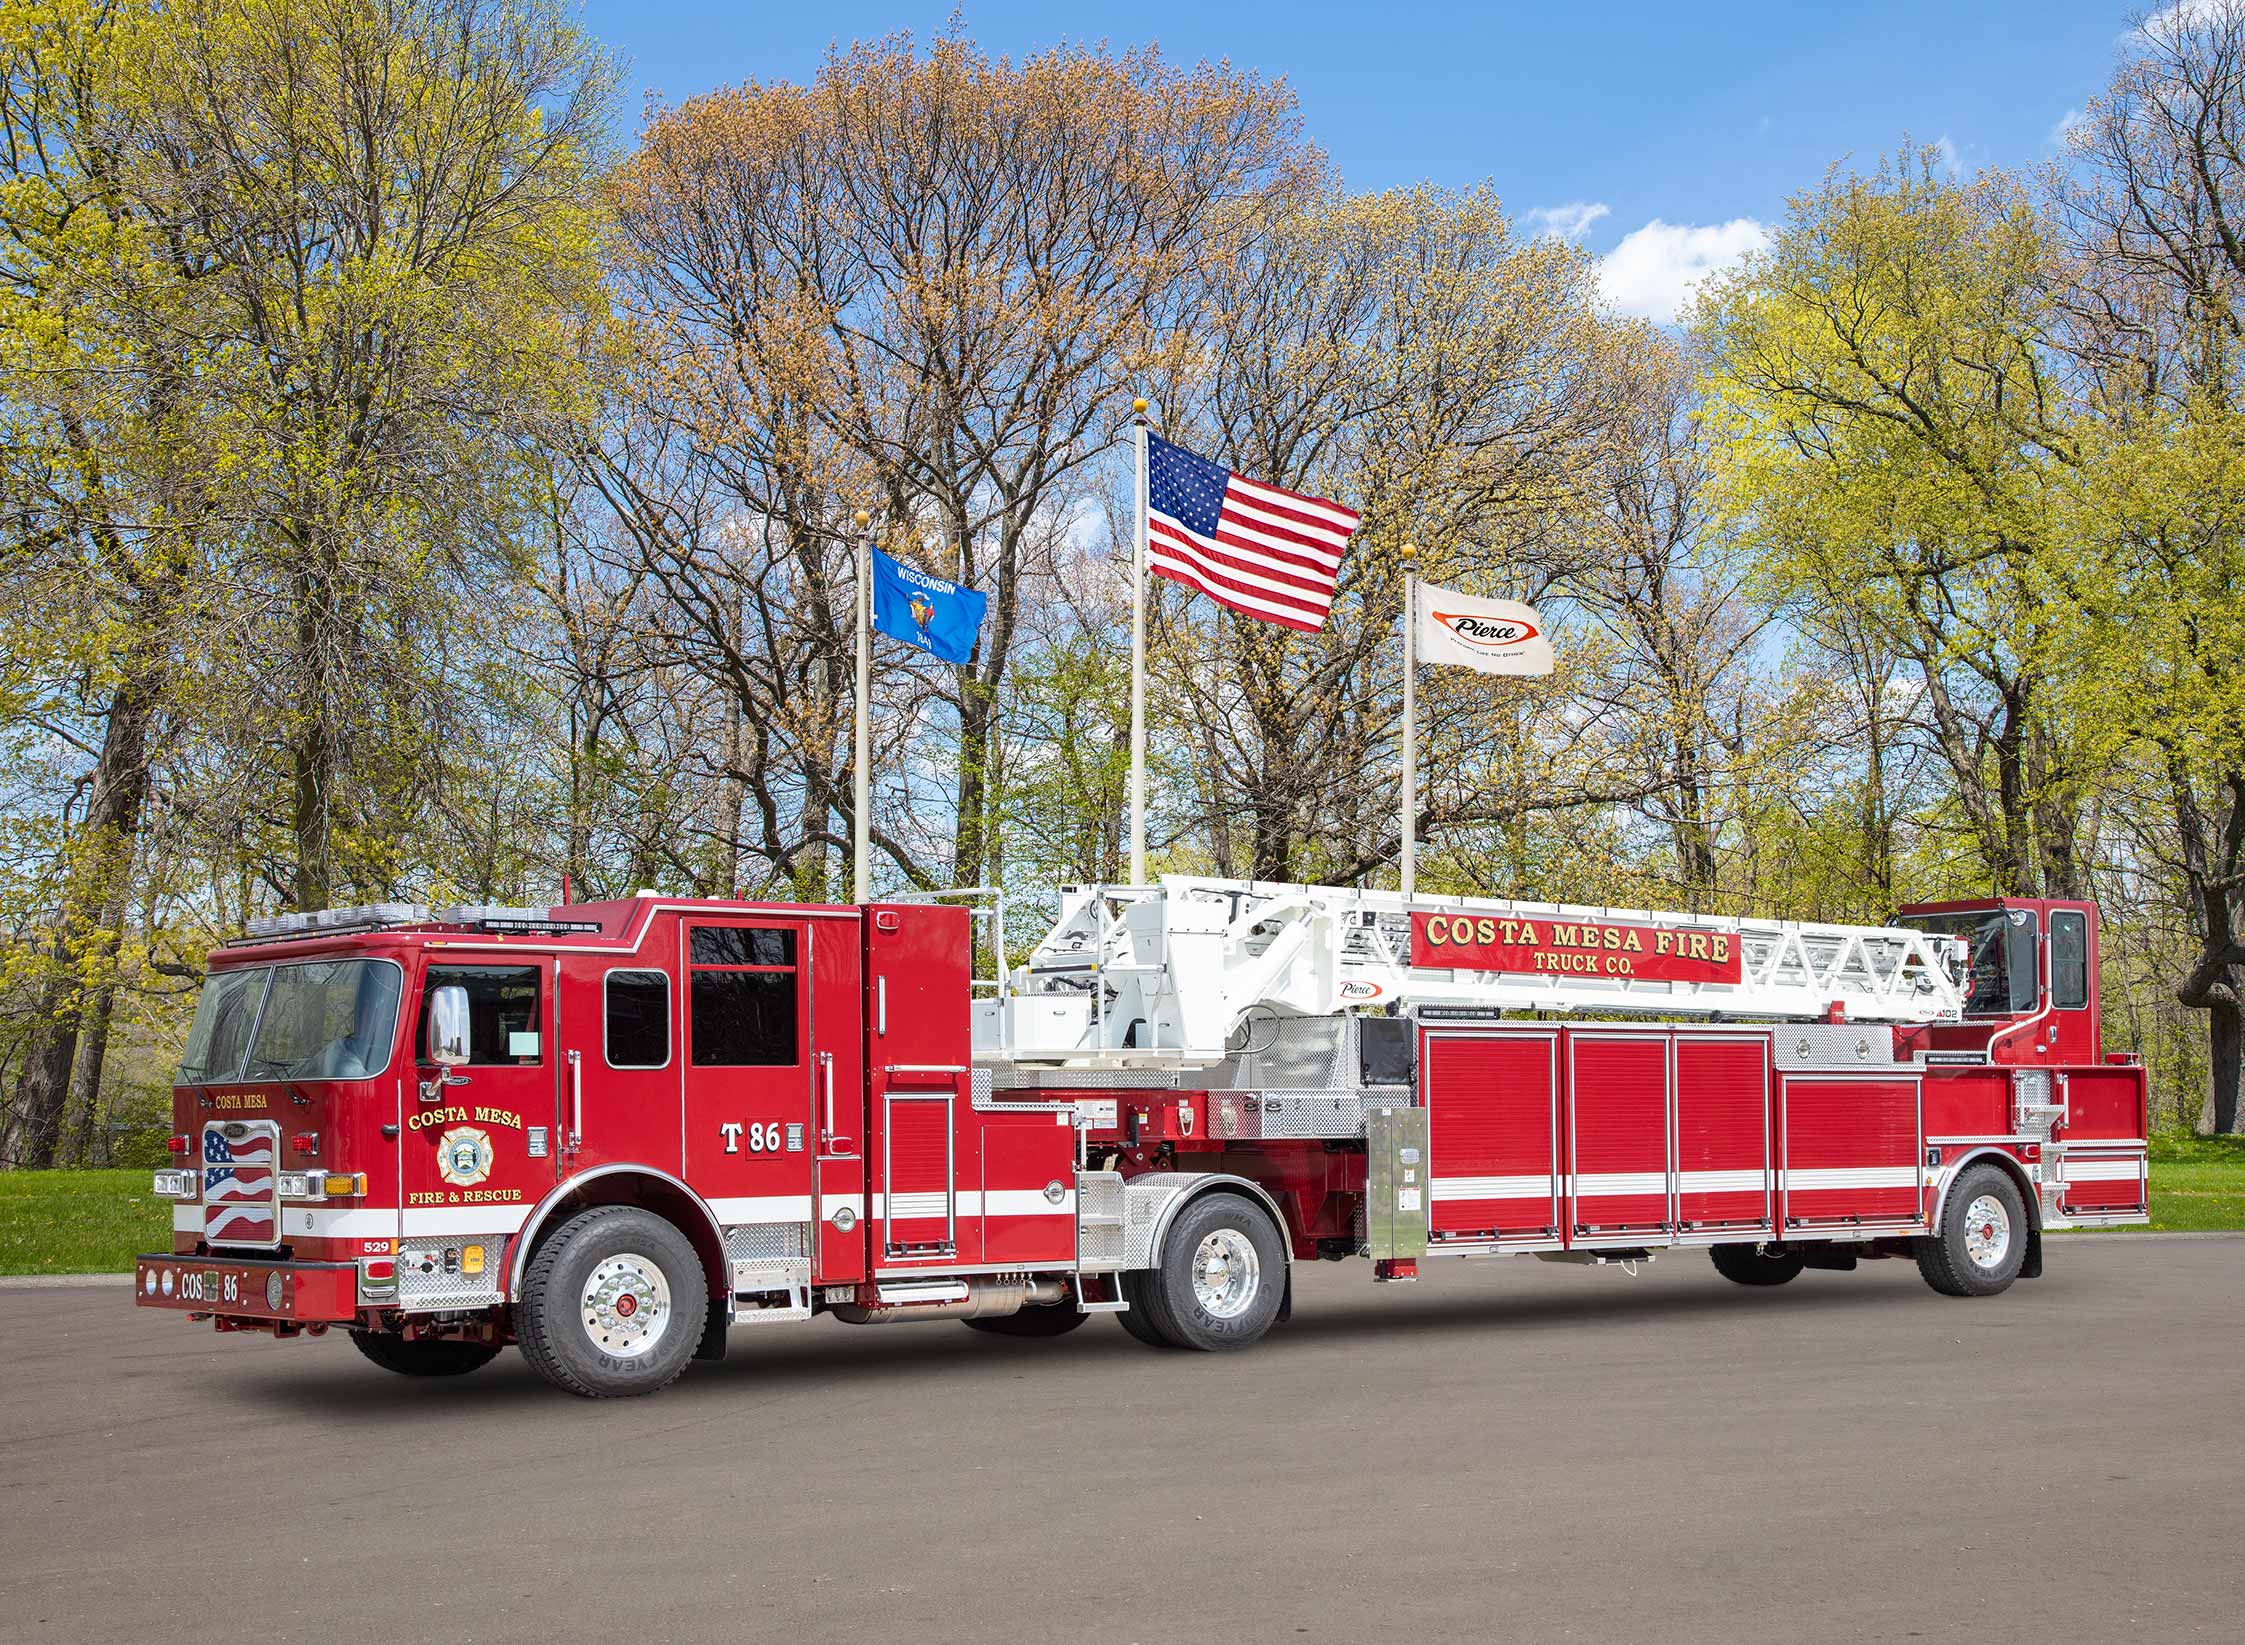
1128 397 1150 885
1400 540 1418 897
853 507 872 905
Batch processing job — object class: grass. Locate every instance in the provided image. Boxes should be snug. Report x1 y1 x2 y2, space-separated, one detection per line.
0 1169 172 1276
2138 1133 2245 1232
3 1142 2244 1275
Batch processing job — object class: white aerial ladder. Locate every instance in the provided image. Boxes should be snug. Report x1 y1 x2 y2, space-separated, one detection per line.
975 876 1969 1067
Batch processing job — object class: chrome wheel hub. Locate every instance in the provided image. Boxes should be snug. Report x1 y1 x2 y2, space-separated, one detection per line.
582 1253 672 1358
1963 1195 2011 1270
1191 1228 1261 1320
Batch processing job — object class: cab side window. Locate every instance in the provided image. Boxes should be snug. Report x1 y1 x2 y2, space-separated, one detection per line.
416 965 542 1065
2051 912 2089 1011
605 969 671 1068
688 926 798 1066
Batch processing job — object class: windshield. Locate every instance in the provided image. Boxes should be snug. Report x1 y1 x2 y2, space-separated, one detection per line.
1904 909 2037 1016
177 960 404 1084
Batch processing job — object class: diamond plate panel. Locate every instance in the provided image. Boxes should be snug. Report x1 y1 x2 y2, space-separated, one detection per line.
1075 1170 1127 1268
1207 1088 1411 1139
988 1067 1187 1091
396 1235 505 1311
724 1222 807 1262
724 1221 809 1296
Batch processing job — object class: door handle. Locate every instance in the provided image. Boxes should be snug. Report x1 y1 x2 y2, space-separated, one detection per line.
820 1051 835 1135
567 1049 583 1150
876 976 887 1036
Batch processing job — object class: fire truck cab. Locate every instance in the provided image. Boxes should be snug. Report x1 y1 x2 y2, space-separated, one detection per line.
136 881 2147 1397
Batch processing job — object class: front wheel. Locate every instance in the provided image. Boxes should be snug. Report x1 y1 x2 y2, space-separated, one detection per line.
1918 1165 2028 1297
348 1330 501 1378
1134 1192 1286 1352
515 1205 707 1397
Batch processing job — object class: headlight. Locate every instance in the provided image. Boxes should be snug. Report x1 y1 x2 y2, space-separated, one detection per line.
151 1170 197 1199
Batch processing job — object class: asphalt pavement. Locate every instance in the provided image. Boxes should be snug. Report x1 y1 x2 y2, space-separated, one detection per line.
3 1236 2240 1644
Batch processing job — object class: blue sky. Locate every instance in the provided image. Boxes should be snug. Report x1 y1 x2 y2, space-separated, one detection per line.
579 0 2145 319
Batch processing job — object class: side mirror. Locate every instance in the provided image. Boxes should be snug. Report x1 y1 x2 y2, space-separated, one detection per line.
425 985 472 1068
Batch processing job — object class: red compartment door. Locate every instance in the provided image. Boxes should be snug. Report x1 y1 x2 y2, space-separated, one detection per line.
2058 1150 2147 1216
1781 1074 1923 1229
1424 1031 1559 1241
1674 1036 1772 1232
880 1091 955 1256
1567 1034 1668 1235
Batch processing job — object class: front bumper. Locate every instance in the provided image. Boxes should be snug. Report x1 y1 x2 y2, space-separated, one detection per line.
133 1254 359 1323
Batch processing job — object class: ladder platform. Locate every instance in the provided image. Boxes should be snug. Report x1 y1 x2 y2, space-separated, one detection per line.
979 876 1967 1065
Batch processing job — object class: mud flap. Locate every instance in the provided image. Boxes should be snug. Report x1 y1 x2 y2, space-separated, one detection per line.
2021 1229 2043 1280
694 1295 731 1360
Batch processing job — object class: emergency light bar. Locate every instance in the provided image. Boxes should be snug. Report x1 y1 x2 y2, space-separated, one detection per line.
238 903 593 942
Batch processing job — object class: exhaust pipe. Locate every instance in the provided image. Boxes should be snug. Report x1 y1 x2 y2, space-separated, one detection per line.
832 1275 1069 1325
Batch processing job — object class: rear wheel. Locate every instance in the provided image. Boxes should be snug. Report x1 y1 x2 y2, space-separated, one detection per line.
1710 1243 1805 1287
1114 1271 1170 1348
963 1305 1088 1339
348 1330 501 1378
1918 1165 2028 1297
515 1206 706 1398
1135 1192 1286 1352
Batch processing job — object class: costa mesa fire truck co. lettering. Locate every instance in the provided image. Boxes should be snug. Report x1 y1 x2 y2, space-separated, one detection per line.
1411 912 1741 983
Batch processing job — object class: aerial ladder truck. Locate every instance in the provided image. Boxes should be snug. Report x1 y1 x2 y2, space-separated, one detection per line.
135 875 2146 1395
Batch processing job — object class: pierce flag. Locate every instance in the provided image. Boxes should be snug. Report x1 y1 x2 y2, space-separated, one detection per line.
870 545 987 665
1413 580 1554 676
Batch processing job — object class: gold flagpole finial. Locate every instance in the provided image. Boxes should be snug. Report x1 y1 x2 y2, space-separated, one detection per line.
1400 540 1418 561
852 509 871 528
1131 397 1149 415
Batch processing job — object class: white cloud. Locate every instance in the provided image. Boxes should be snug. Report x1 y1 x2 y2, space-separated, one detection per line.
2137 0 2245 43
1933 134 1961 175
2048 107 2088 149
1596 217 1770 323
1522 200 1610 242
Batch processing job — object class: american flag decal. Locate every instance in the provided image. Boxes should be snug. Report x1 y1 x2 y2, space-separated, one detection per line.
1145 433 1359 632
202 1124 279 1245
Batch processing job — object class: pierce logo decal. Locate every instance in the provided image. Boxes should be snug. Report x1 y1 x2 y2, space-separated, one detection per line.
1431 611 1541 652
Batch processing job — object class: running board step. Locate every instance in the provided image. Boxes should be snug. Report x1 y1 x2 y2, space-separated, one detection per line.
732 1283 813 1325
1072 1273 1130 1314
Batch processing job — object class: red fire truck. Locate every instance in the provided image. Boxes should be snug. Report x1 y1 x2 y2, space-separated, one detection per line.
135 877 2147 1396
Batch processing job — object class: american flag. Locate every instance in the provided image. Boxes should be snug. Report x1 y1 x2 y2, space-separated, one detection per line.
1145 433 1359 632
203 1126 278 1245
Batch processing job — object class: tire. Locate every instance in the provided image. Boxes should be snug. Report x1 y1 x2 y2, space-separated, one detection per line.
1918 1164 2029 1297
963 1305 1089 1338
515 1205 707 1398
1710 1243 1806 1287
348 1330 501 1378
1135 1192 1286 1352
1114 1271 1171 1348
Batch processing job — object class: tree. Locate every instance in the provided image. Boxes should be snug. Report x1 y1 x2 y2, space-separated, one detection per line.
1154 183 1645 884
1698 153 2088 900
0 0 218 1165
2053 3 2245 1130
606 36 1301 893
133 0 612 911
